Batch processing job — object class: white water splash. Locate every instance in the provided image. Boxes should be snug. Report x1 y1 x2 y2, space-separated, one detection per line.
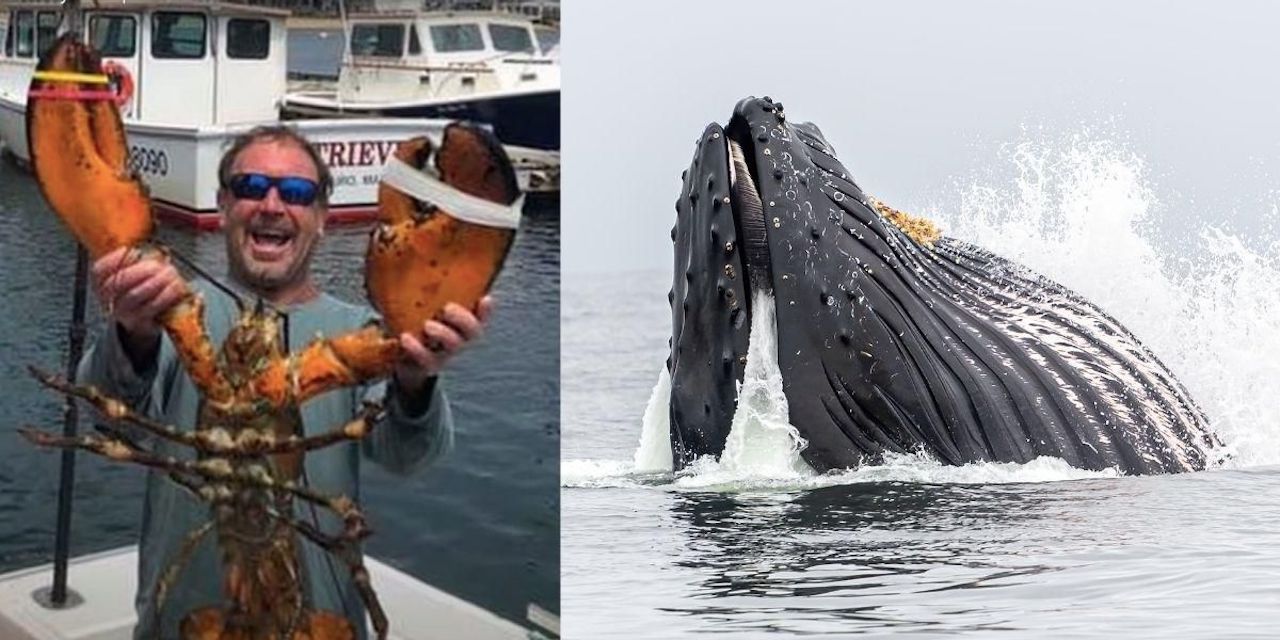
672 290 815 488
923 131 1280 469
820 451 1119 485
632 368 674 472
562 458 650 489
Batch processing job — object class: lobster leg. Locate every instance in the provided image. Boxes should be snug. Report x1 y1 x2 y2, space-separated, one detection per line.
284 516 389 640
34 366 386 458
19 429 371 539
153 520 216 637
93 423 208 499
161 467 206 500
29 366 225 453
241 403 386 456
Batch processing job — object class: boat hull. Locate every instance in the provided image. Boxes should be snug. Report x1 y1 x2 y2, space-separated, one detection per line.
284 88 561 151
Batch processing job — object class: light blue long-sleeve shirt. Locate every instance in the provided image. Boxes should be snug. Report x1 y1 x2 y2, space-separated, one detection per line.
78 278 453 640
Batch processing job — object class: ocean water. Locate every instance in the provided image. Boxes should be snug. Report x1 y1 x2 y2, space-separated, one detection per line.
562 132 1280 638
0 156 559 627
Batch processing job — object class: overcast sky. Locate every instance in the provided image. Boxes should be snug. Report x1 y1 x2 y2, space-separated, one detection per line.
562 0 1280 274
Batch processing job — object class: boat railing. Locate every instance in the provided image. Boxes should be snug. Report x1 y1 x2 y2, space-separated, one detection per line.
344 59 496 73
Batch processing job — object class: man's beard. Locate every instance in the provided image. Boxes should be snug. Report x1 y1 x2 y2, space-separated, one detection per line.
229 235 317 294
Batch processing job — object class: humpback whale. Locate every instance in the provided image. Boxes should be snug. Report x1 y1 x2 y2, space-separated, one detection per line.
666 96 1220 475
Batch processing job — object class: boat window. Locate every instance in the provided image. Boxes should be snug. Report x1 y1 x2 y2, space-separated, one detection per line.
36 11 59 57
429 24 483 53
152 12 206 59
14 10 32 58
534 26 559 55
488 24 534 53
408 24 421 56
349 23 404 57
227 18 270 60
89 14 137 58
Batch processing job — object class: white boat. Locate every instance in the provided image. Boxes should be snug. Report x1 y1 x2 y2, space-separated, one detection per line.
0 0 557 231
0 546 548 640
282 3 560 151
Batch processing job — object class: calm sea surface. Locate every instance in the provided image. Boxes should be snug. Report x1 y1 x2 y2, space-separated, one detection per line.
0 154 559 626
562 269 1280 639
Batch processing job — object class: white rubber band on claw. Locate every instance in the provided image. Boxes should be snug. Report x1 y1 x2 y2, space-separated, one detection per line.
380 156 524 229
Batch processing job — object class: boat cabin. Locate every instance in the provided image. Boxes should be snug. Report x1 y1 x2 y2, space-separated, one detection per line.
0 0 288 126
336 10 558 104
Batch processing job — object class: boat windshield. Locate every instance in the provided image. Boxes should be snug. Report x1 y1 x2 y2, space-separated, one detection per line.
227 18 270 60
351 23 405 57
14 10 32 57
488 23 534 53
429 23 483 53
152 12 206 59
35 10 57 57
89 14 138 58
534 25 558 56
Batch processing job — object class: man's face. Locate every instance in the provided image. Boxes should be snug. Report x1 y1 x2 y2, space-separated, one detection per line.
220 139 326 295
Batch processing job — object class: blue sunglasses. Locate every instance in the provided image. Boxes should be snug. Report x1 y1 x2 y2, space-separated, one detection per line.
225 173 320 206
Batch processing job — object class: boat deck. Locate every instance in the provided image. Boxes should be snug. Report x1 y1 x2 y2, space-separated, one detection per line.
0 547 530 640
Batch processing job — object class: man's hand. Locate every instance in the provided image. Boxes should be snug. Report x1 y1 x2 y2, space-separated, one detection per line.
92 247 185 359
393 296 492 397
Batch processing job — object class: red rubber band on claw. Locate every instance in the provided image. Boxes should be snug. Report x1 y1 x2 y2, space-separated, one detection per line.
28 88 123 102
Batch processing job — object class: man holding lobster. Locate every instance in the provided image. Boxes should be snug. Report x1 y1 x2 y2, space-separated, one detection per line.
80 125 487 639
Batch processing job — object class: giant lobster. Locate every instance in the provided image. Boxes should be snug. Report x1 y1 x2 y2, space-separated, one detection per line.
18 34 519 640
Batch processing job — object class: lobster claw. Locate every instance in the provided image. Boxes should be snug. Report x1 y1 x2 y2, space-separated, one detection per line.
26 34 151 258
366 124 521 335
264 124 522 406
26 35 231 404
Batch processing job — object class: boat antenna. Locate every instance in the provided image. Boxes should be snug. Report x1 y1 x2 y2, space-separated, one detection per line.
65 0 82 35
337 0 350 114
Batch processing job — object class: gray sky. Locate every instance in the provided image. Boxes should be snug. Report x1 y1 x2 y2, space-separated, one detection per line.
563 0 1280 274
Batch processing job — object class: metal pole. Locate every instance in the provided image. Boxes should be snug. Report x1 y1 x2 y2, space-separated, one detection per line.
49 0 86 608
49 246 90 607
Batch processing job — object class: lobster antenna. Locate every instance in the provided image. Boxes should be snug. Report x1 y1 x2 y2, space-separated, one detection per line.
162 244 246 311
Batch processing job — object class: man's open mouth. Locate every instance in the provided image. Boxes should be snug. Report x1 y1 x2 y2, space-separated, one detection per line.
248 227 296 260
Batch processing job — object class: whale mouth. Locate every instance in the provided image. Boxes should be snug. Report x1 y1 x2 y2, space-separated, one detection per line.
667 121 762 468
725 128 773 299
